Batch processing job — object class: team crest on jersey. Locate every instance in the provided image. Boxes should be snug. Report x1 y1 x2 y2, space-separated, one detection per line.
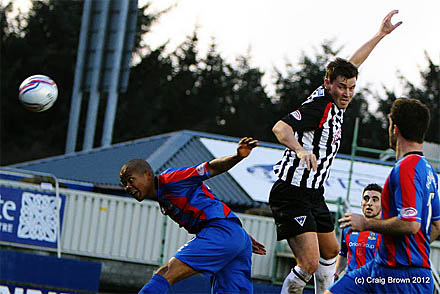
310 87 325 98
294 216 307 226
368 233 377 241
290 110 302 121
196 163 205 175
400 207 418 218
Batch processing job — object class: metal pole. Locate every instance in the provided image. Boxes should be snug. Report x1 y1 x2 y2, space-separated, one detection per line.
346 117 359 202
65 0 93 153
82 0 111 151
101 0 130 147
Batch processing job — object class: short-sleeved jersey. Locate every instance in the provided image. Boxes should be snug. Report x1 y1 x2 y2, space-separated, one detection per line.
273 86 345 189
155 162 239 234
376 152 440 268
339 227 381 272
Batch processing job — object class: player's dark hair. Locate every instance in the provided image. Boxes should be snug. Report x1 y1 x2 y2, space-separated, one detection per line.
123 159 153 175
325 58 358 82
363 183 383 195
390 98 430 143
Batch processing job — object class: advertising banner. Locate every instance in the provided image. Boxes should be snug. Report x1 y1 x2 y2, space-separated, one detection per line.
0 186 65 248
201 138 394 211
0 284 74 294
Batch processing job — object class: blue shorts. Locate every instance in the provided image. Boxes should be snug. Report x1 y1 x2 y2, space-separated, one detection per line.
329 260 433 294
174 219 253 294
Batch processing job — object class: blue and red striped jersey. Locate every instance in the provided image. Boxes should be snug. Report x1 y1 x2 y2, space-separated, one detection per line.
156 162 239 234
376 152 440 268
339 227 381 272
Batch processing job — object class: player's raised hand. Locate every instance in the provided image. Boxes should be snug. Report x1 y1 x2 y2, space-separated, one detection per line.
237 137 258 159
249 234 266 255
296 149 317 172
379 10 402 36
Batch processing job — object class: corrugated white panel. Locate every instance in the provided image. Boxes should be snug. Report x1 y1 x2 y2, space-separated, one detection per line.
432 241 440 272
239 213 277 279
157 213 277 280
60 189 164 265
161 218 195 263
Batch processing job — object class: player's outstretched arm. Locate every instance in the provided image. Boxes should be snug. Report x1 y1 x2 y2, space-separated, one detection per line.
207 137 258 177
348 10 402 68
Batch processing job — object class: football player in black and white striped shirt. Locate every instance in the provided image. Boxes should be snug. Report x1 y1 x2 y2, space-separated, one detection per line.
268 10 402 294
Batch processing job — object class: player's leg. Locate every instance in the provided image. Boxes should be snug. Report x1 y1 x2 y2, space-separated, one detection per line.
314 231 339 294
269 180 319 294
282 232 319 293
138 257 198 294
176 219 251 293
212 227 253 294
312 190 339 294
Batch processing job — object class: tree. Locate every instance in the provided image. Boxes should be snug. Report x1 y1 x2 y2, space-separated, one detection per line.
375 53 439 144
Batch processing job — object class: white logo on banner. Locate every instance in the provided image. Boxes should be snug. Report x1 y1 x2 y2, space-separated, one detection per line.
294 216 307 226
17 192 57 242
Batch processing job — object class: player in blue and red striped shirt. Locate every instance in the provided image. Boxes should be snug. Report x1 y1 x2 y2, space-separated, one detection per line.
120 137 266 294
327 98 440 294
334 183 382 280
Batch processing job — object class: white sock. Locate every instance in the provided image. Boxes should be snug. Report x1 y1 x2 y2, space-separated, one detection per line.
281 265 312 294
314 257 336 294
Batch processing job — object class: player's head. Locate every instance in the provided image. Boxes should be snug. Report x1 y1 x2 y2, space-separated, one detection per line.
361 183 382 218
388 98 430 150
120 159 155 202
324 58 359 109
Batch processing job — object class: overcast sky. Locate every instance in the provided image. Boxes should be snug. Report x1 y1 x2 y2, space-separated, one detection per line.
143 0 440 102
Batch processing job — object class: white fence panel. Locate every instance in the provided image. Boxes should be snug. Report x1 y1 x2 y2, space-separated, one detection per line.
239 213 277 279
60 189 164 264
432 241 440 272
162 218 194 264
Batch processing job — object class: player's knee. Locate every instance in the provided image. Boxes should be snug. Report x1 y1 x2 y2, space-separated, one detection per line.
300 259 319 274
321 246 339 260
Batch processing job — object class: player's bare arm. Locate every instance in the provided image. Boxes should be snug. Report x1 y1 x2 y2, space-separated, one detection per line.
334 255 347 281
348 9 402 67
207 137 258 177
272 120 317 171
430 220 440 243
339 213 420 235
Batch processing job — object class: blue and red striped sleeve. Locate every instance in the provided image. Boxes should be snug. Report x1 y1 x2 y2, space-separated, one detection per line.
158 162 210 186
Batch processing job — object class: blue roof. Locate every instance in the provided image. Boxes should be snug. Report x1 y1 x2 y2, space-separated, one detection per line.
9 130 258 208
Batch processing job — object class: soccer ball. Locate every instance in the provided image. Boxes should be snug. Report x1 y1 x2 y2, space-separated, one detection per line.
18 75 58 112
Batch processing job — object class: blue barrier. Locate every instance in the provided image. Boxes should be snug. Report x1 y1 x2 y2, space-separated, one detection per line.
0 250 101 293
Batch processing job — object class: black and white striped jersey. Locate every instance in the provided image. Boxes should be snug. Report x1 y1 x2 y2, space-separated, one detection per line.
273 86 345 189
